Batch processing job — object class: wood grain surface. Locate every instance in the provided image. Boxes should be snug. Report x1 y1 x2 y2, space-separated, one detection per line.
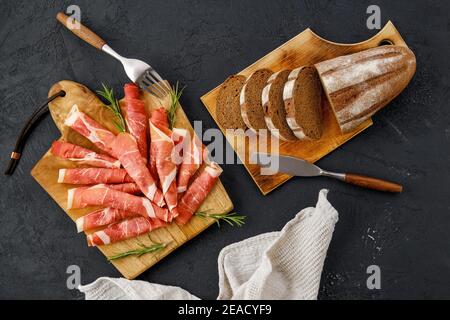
201 21 409 195
31 80 233 279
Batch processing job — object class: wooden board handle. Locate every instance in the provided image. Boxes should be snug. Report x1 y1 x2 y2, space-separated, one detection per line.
345 173 403 193
56 12 106 50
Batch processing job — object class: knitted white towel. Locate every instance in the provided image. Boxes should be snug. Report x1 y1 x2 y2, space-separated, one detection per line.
79 189 338 300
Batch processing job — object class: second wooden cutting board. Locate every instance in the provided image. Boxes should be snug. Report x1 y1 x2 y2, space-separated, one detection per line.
201 21 409 195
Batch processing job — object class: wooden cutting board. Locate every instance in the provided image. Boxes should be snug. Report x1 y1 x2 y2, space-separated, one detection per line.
31 80 233 279
201 21 409 195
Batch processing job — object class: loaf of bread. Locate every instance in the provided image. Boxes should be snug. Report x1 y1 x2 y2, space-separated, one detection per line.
283 67 324 140
315 45 416 133
262 70 298 141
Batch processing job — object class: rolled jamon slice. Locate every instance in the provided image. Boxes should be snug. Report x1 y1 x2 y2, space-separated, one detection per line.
76 207 139 232
177 134 203 193
58 168 133 184
124 82 140 99
123 83 148 161
109 132 165 207
51 140 120 168
261 70 298 141
64 105 116 156
283 67 323 140
240 69 274 132
148 108 169 182
216 75 247 130
67 185 170 222
86 216 167 246
150 121 178 219
102 182 141 195
176 162 223 225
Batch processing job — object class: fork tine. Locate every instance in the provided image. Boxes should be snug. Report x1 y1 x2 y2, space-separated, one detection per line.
140 76 166 98
148 68 167 87
142 85 163 100
147 80 167 97
145 72 170 96
147 83 165 99
147 69 172 93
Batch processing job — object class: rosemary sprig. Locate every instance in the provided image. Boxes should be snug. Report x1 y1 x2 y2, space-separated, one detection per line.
96 83 127 132
107 235 168 261
167 82 185 129
195 211 246 227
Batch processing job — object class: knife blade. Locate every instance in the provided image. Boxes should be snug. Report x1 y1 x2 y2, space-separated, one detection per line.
251 152 324 177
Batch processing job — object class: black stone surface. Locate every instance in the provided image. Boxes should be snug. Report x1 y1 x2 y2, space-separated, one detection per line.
0 0 449 300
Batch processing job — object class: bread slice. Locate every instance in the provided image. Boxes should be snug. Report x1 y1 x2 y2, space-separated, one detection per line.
240 69 274 132
315 45 416 133
262 70 298 141
283 67 323 140
216 75 247 130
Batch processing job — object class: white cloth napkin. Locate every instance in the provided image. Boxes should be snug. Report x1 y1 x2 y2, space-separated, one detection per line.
79 189 338 300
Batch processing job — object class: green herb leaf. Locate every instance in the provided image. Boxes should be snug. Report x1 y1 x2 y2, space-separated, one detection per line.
167 82 185 129
195 211 246 228
96 83 127 132
107 242 167 261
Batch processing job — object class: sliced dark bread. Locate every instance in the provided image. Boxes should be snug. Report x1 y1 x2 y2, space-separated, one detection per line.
283 67 323 140
240 69 274 132
216 75 247 130
262 70 298 141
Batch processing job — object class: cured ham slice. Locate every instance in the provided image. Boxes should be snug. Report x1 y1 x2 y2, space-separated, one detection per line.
149 121 178 218
75 207 138 232
150 107 169 128
64 105 116 157
124 83 140 99
102 182 141 195
123 83 148 161
58 168 132 185
67 185 170 222
172 128 189 168
177 134 203 193
148 108 169 181
109 132 165 207
51 141 120 168
87 216 167 246
176 162 223 225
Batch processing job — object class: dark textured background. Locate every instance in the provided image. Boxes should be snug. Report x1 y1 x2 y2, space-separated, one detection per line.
0 0 449 300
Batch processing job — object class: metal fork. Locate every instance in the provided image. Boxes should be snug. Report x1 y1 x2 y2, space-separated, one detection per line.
56 12 171 99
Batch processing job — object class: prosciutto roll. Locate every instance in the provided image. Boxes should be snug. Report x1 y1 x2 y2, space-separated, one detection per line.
64 105 116 157
51 140 120 168
124 83 140 99
58 168 133 185
87 216 167 246
109 132 165 207
102 183 141 195
76 207 138 232
172 128 189 169
177 134 203 193
67 185 170 222
176 162 223 225
149 121 179 219
123 83 148 161
148 108 169 181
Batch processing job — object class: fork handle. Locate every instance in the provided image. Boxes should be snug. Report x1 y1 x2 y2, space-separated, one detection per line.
56 12 106 50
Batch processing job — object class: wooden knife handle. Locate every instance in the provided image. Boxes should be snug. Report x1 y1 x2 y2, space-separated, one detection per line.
56 12 106 50
345 173 403 193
